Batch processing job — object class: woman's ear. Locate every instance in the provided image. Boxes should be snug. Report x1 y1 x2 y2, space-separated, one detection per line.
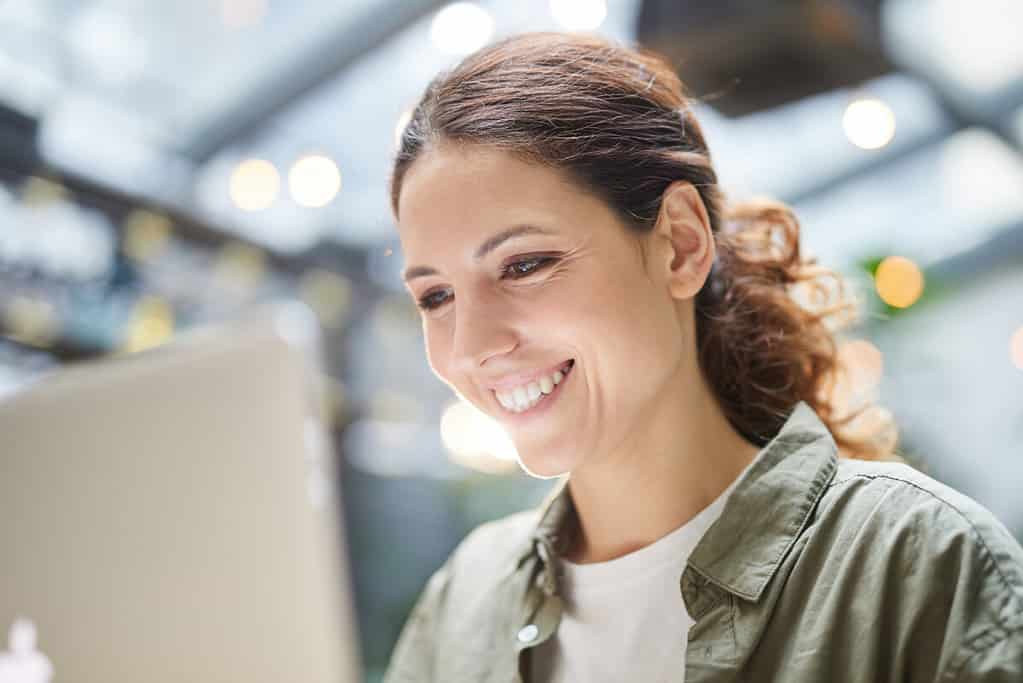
653 181 715 300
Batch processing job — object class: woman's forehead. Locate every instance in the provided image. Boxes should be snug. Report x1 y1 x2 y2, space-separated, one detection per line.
395 144 630 270
398 145 581 223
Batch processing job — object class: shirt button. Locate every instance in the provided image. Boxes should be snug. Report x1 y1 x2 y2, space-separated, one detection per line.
517 624 539 644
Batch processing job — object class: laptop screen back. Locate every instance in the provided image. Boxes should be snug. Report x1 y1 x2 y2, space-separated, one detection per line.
0 304 361 682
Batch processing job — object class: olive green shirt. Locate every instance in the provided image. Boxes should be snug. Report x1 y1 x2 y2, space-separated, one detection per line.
383 401 1023 682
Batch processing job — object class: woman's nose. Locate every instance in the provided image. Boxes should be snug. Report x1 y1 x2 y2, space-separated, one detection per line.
450 292 517 373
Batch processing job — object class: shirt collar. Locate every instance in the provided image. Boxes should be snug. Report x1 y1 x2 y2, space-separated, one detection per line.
522 400 839 603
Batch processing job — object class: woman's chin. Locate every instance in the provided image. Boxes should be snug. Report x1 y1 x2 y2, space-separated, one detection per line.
516 451 573 480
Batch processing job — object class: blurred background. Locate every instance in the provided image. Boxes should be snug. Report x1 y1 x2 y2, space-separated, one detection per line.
0 0 1020 680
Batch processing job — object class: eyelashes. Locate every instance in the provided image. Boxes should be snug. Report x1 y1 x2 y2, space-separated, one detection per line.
416 290 450 311
416 256 558 311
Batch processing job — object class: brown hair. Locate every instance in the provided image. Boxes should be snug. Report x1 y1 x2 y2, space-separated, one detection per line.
390 32 899 461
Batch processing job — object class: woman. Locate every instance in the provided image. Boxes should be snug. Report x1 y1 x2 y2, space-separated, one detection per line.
383 32 1023 682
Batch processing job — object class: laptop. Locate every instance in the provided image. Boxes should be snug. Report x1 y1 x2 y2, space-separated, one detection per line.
0 302 362 682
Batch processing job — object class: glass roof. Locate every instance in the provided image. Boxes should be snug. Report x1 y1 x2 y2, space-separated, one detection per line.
0 0 1020 263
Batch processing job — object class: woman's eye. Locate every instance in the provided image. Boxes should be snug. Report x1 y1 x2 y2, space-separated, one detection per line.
415 256 557 312
503 256 556 279
417 290 450 311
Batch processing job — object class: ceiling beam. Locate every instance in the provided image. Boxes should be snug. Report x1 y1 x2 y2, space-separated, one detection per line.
179 0 450 163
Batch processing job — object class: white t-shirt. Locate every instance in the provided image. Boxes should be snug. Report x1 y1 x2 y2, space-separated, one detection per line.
530 472 744 683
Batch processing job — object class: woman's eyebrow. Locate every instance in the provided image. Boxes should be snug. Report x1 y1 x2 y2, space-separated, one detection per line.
402 224 556 282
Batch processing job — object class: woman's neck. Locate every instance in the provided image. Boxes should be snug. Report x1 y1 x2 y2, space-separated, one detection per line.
562 369 761 565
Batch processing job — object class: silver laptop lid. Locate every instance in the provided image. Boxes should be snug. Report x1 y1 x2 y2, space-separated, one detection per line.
0 302 362 682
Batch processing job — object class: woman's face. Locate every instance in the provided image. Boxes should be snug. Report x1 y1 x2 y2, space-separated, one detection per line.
396 143 691 478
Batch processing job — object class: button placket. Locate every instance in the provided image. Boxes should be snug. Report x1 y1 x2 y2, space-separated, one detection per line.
533 535 560 597
517 624 539 644
514 536 563 652
514 590 563 652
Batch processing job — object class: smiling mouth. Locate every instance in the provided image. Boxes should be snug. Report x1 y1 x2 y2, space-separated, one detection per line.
494 359 574 414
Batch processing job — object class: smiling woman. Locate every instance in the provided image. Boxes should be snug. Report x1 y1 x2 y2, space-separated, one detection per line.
383 31 1023 683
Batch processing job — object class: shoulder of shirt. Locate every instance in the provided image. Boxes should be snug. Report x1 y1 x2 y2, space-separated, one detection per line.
826 456 1014 540
425 506 541 604
822 456 1023 627
385 509 542 680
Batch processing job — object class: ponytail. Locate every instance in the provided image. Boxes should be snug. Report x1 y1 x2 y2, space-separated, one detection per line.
696 197 900 461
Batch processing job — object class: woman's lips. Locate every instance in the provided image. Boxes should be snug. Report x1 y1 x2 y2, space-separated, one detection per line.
485 358 575 392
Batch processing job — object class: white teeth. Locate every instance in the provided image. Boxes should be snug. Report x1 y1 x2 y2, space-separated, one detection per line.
513 386 528 409
494 362 573 414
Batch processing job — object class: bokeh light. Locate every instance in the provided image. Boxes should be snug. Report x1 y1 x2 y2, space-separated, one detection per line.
1010 326 1023 370
831 339 885 416
229 159 279 211
122 209 171 263
549 0 607 31
439 398 519 474
213 242 266 291
430 2 494 56
288 155 342 208
3 296 59 347
874 255 924 308
123 296 174 353
939 129 1023 226
299 268 353 329
21 177 66 206
843 97 897 150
